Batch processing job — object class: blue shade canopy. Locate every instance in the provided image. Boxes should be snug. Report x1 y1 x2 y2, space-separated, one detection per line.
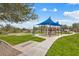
37 17 61 26
55 22 61 26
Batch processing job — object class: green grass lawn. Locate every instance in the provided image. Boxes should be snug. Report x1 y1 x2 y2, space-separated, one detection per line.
46 34 79 56
58 31 71 34
0 34 45 45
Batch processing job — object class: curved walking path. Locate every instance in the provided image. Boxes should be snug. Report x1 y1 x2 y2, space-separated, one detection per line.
16 33 75 56
0 40 22 56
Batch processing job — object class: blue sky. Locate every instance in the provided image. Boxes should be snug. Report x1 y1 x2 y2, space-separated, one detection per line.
1 3 79 29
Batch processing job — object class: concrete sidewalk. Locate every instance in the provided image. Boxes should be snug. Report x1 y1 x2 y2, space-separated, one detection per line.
16 33 75 56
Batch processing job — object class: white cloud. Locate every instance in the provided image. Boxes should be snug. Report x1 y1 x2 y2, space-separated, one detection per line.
53 18 72 25
63 10 79 25
42 8 48 11
49 8 58 12
58 19 73 25
64 10 79 20
42 8 58 12
32 7 36 9
30 7 36 10
53 8 58 12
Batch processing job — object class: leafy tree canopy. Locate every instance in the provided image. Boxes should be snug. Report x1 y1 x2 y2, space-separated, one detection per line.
0 3 38 23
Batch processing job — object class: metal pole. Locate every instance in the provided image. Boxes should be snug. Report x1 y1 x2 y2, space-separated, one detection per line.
49 25 51 37
32 26 35 36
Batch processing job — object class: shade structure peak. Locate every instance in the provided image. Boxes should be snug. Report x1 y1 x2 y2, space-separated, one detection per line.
37 17 61 26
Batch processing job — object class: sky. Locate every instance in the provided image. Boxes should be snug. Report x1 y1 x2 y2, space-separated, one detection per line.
1 3 79 29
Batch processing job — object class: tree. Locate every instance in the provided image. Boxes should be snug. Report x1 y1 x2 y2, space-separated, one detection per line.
61 25 68 31
0 24 22 33
72 23 79 32
0 3 38 23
